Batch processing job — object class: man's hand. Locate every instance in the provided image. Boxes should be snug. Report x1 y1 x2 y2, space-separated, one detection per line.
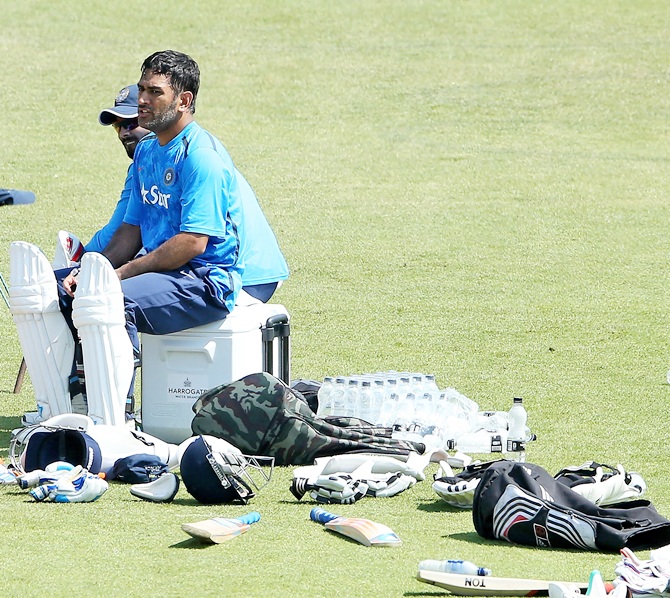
62 268 79 297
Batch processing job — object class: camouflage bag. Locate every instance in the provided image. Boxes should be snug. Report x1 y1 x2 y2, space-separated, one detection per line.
191 372 425 466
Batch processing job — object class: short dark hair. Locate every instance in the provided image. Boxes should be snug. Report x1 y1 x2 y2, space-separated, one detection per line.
141 50 200 114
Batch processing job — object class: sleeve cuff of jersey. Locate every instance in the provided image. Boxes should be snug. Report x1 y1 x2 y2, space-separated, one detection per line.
179 226 221 236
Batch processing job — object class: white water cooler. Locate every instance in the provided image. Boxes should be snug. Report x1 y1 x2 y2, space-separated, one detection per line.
140 303 290 444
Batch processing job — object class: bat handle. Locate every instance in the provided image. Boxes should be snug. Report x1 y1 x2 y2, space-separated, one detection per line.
236 511 261 525
310 507 339 523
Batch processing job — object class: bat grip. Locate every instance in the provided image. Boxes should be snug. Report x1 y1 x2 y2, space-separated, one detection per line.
236 511 261 525
310 507 339 523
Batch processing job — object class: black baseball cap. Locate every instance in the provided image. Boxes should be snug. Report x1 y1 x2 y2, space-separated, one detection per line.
99 84 139 125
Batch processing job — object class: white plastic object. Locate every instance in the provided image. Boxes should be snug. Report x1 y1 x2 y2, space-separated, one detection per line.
141 303 289 443
418 559 491 576
507 397 528 462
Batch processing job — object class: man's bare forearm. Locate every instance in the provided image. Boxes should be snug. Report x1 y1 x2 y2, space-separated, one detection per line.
115 232 209 280
103 223 143 268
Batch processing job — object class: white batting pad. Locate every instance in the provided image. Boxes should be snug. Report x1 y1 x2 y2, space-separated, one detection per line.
52 230 85 269
85 426 180 473
9 242 74 419
569 465 647 506
72 253 133 426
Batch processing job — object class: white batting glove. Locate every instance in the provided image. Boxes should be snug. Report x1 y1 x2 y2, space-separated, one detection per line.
366 473 416 498
432 477 480 509
309 475 369 504
31 468 108 503
17 461 76 489
0 464 17 486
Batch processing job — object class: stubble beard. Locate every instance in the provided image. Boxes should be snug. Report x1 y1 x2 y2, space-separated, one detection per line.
123 140 136 159
144 97 181 135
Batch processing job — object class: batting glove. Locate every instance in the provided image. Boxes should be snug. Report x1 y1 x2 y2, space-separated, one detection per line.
31 468 108 503
0 464 17 486
366 473 416 498
309 475 369 504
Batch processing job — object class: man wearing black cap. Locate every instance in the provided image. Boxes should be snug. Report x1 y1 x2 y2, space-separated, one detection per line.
87 85 150 252
10 51 287 428
53 85 149 264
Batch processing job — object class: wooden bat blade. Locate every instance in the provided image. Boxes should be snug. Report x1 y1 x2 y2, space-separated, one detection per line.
182 511 261 544
416 570 588 596
310 508 402 547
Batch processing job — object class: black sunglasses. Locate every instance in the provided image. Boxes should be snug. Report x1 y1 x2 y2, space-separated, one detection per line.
112 119 139 132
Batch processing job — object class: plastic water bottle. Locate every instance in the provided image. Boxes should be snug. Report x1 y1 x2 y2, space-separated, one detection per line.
343 379 360 417
330 377 348 416
396 376 412 401
316 376 335 417
456 429 506 454
411 374 425 397
385 376 398 398
424 374 439 393
357 380 374 423
394 392 416 431
413 392 435 435
370 379 386 424
375 378 398 424
378 392 400 427
418 559 491 576
507 397 528 462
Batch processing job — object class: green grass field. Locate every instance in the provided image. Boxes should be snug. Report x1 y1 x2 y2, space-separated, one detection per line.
1 1 670 595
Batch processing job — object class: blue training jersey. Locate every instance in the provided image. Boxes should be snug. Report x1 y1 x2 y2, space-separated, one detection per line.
236 174 289 286
88 134 288 288
124 121 243 310
85 166 133 253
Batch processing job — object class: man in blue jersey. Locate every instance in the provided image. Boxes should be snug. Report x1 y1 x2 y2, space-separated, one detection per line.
87 49 245 329
58 83 288 301
10 50 285 427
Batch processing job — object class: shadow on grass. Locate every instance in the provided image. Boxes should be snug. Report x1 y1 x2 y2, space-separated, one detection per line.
443 530 491 545
446 531 595 556
169 537 213 549
416 501 462 514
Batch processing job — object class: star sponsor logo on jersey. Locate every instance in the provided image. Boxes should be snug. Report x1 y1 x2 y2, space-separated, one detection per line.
141 183 170 209
163 167 176 187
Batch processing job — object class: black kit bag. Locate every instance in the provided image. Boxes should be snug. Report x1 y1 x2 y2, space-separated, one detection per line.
191 372 425 466
472 460 670 552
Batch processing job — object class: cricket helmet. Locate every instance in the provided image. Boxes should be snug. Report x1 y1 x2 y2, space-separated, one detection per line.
179 435 274 505
9 423 102 474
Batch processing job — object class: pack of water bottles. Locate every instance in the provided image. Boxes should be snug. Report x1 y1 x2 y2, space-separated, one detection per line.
315 371 533 456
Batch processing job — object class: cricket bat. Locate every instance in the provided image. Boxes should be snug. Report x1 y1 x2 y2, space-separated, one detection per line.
309 507 402 547
181 511 261 544
416 570 589 596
